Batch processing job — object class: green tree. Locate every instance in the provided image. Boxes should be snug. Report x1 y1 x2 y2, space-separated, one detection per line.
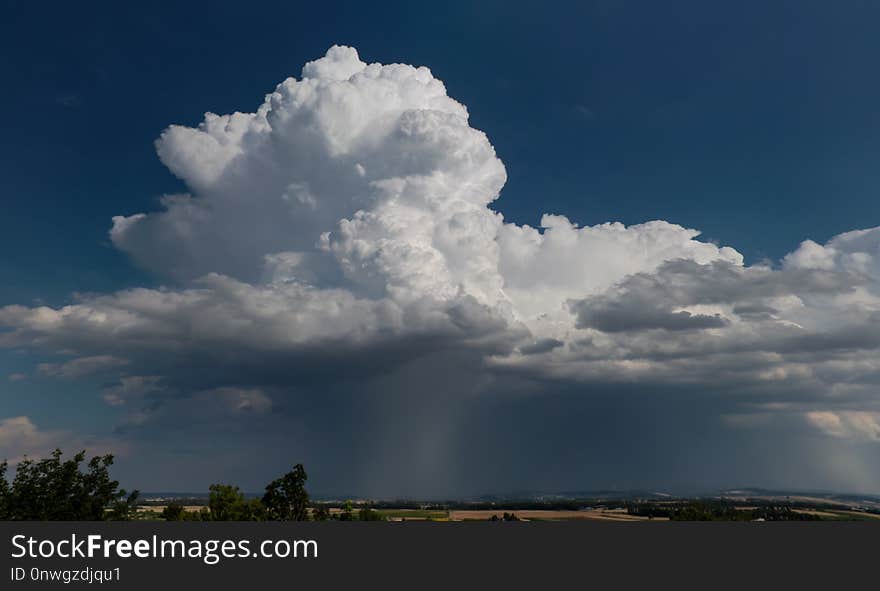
106 489 140 521
2 449 138 520
312 504 330 521
0 461 10 519
261 464 309 521
242 498 267 521
161 503 186 521
358 506 385 521
208 484 251 521
338 499 354 521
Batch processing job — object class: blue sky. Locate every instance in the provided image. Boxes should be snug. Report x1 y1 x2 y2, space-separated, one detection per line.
4 0 880 303
2 1 880 495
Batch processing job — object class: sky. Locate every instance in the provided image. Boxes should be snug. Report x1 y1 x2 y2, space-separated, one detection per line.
1 0 880 496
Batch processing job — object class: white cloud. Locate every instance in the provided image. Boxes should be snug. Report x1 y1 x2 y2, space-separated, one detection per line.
3 47 744 363
805 411 880 442
0 417 52 462
2 46 880 491
0 416 124 464
784 227 880 276
105 45 739 324
498 215 741 321
4 48 880 394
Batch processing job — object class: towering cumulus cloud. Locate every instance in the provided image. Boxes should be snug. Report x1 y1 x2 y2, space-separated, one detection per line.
3 47 880 494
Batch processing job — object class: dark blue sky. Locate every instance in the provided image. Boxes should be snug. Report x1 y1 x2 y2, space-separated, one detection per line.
3 0 879 306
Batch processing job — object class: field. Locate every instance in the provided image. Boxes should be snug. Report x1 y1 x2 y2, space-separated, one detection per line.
135 490 880 522
134 506 660 521
375 509 450 520
792 509 880 521
448 509 660 521
141 506 206 513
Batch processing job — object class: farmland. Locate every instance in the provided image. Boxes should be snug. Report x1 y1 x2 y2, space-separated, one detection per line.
136 488 880 522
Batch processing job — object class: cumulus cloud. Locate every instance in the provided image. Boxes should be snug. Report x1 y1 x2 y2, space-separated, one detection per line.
784 227 880 276
0 416 125 464
0 417 57 463
0 49 744 368
2 46 880 493
102 375 163 407
805 411 880 442
38 355 129 379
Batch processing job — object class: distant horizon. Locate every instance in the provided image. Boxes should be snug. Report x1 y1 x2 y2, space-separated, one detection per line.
136 486 880 502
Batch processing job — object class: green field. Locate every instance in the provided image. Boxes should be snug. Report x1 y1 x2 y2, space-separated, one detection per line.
376 509 449 520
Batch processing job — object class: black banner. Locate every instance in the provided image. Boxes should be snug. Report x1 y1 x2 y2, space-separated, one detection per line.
1 522 877 588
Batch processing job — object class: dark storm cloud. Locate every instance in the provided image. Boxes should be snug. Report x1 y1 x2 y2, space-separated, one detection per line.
519 338 564 355
572 301 728 332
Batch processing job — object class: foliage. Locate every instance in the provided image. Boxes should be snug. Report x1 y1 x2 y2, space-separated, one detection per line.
107 489 140 521
245 498 268 521
358 506 386 521
160 502 187 521
338 499 354 521
1 449 407 523
208 484 261 521
0 449 138 521
489 512 520 521
626 501 823 521
261 464 309 521
0 462 9 519
312 504 331 521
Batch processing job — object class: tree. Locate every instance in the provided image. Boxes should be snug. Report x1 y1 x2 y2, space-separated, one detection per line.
0 461 10 519
161 503 186 521
338 499 354 521
208 484 252 521
1 449 138 520
358 506 385 521
242 498 267 521
312 504 330 521
107 489 140 521
261 464 309 521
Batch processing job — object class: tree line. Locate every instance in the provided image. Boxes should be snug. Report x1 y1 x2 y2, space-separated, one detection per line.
1 448 383 521
0 450 138 520
626 501 822 521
